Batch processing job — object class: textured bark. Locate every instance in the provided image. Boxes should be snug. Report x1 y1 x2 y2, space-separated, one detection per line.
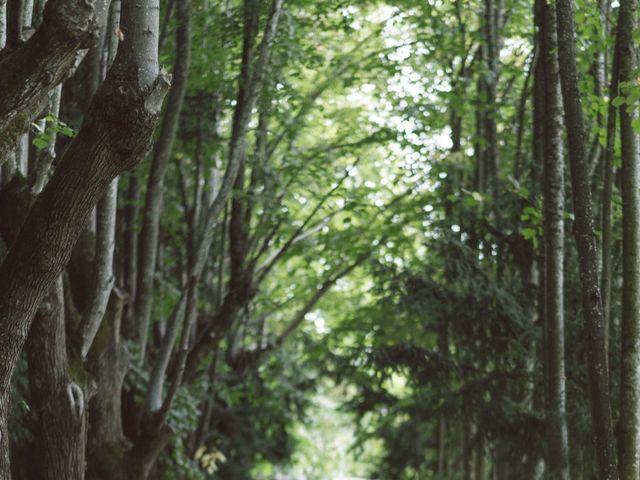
31 85 62 195
0 0 106 139
22 0 34 31
555 0 619 478
0 1 7 47
617 0 640 477
85 290 129 480
78 178 118 358
540 1 569 477
27 278 91 480
0 0 168 475
58 0 111 131
134 0 192 362
74 0 118 358
0 92 48 170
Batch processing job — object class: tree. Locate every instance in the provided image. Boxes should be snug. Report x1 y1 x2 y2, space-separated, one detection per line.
617 0 640 477
0 0 169 476
539 0 569 476
555 0 619 477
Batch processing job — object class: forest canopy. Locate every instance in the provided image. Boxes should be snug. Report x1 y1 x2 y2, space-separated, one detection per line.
0 0 637 479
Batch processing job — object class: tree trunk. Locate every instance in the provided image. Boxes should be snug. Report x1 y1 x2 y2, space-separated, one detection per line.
122 171 140 333
555 0 619 478
617 0 640 477
78 178 118 358
601 23 620 372
134 0 192 362
26 278 92 480
0 0 169 474
0 0 107 143
85 290 129 480
540 1 569 477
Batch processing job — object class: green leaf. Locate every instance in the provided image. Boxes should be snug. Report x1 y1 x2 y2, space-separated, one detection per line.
612 96 625 107
32 137 49 150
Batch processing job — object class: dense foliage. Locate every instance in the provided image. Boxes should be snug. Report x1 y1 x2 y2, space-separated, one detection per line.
0 0 638 479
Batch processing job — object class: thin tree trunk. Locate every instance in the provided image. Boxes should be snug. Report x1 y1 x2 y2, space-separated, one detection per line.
463 421 472 480
601 21 620 374
617 0 640 477
474 435 484 480
555 0 619 477
134 0 192 362
122 171 139 332
0 1 7 47
58 0 111 132
540 1 569 477
78 178 118 358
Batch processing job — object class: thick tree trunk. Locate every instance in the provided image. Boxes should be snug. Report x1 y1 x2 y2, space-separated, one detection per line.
555 0 619 478
0 0 169 475
27 278 91 480
617 0 640 477
0 0 107 143
540 1 569 477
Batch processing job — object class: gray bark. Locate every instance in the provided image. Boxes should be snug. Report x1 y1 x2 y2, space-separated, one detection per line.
76 0 119 359
85 289 129 480
31 85 62 195
78 178 118 358
134 0 192 363
21 0 32 29
0 1 6 47
540 1 569 476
